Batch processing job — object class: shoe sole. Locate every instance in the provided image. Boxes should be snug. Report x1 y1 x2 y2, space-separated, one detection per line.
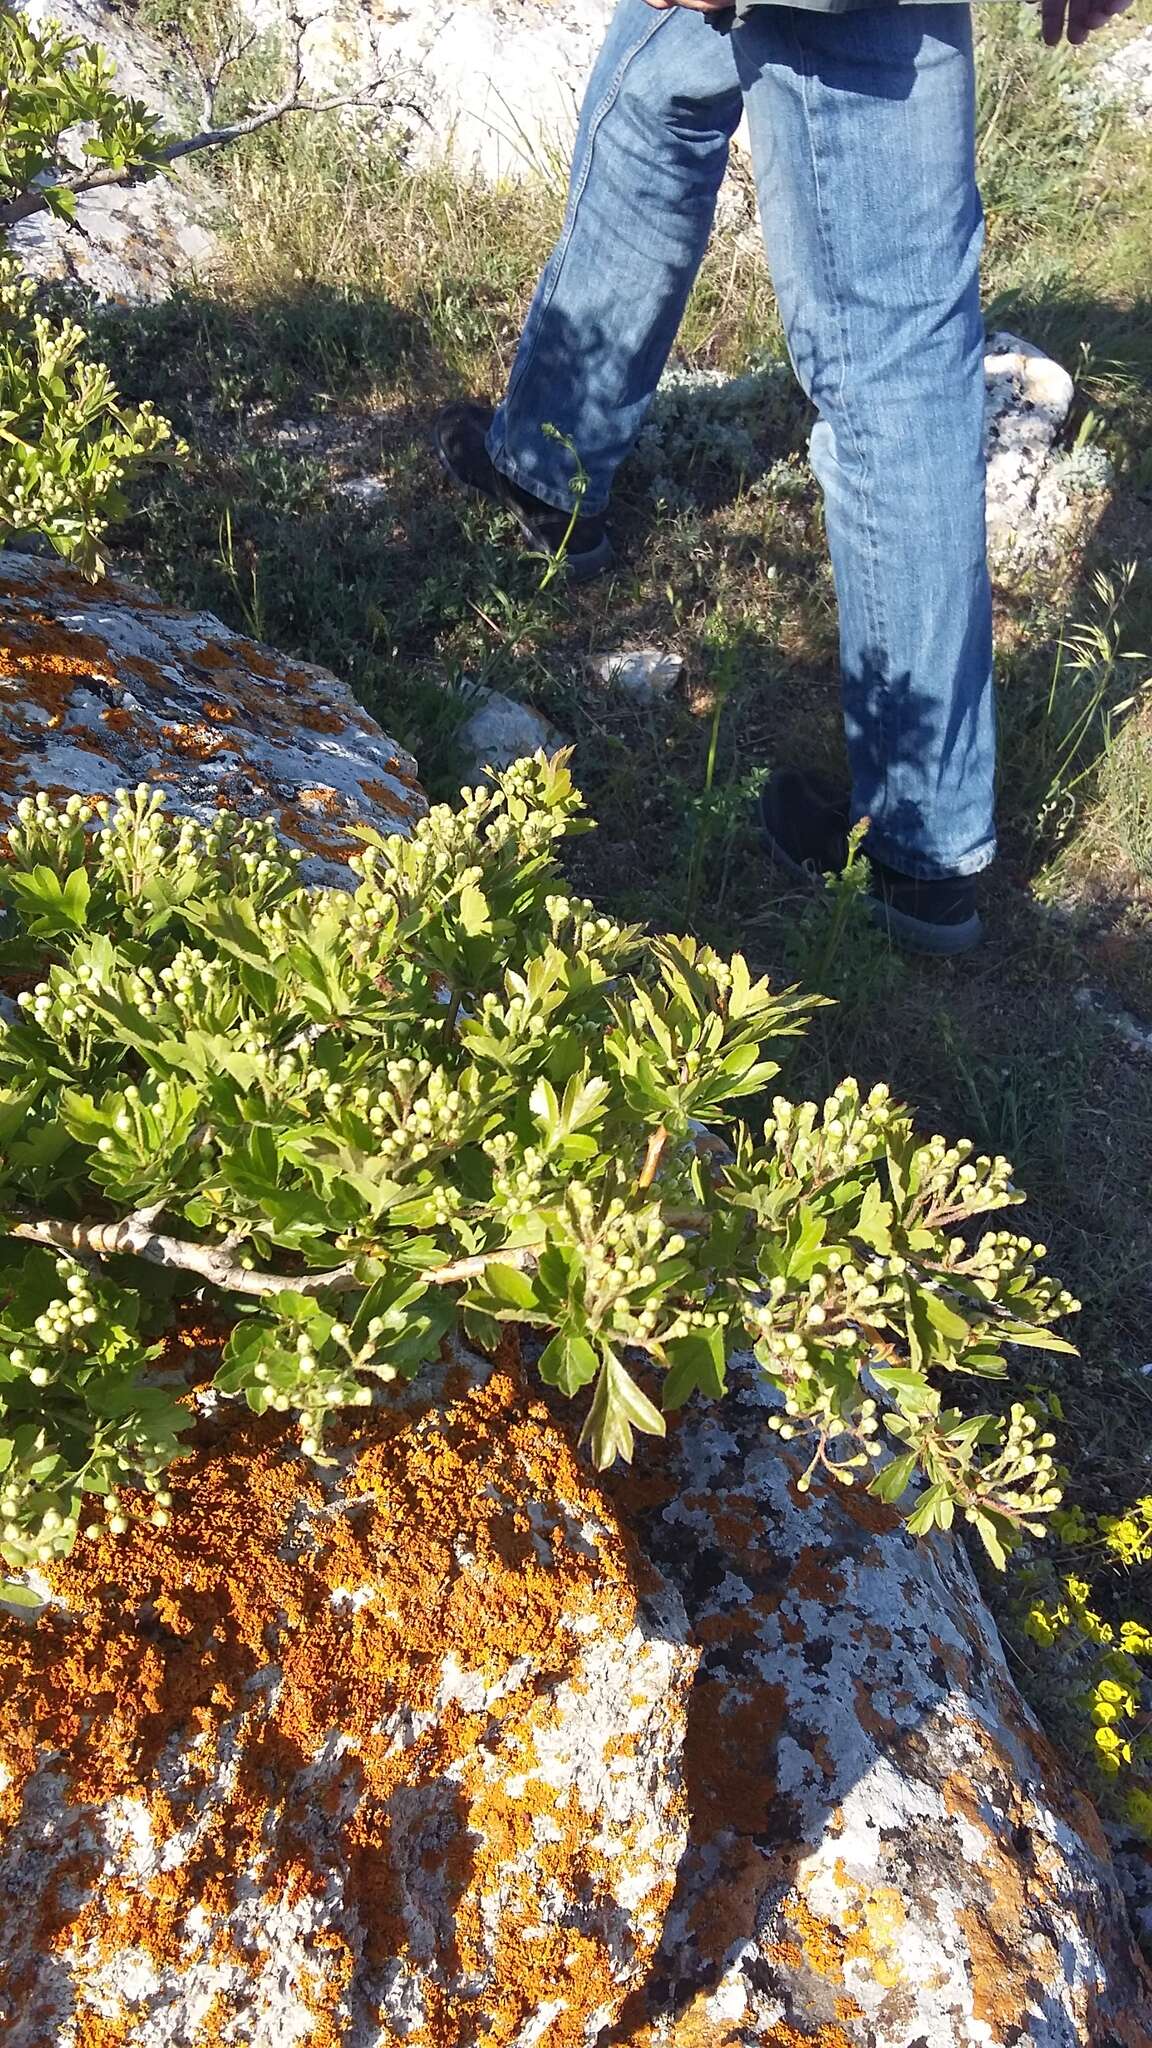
433 424 615 586
762 829 983 957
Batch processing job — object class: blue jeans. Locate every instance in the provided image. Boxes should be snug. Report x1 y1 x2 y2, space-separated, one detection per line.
488 2 995 881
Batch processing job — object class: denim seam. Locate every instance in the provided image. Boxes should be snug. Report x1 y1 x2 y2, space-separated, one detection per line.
496 7 674 435
786 19 890 826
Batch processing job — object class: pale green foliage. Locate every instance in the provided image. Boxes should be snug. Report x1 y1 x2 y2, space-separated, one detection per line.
0 14 176 573
0 760 1078 1589
0 12 169 224
0 262 172 572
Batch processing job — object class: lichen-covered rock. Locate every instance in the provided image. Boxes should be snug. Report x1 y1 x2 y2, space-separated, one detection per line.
12 0 217 302
984 332 1110 576
599 1359 1152 2046
1 1342 1149 2048
0 551 424 881
0 1342 695 2048
1076 24 1152 133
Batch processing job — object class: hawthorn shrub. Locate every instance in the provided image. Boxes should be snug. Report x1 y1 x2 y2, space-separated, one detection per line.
0 14 174 572
0 755 1079 1594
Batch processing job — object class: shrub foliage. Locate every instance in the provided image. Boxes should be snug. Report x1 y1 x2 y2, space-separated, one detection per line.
0 757 1077 1592
0 14 175 573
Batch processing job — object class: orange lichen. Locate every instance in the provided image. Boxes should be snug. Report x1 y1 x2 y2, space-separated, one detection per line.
780 1894 845 1985
0 1346 682 2046
841 1884 906 1988
361 775 426 823
158 722 230 760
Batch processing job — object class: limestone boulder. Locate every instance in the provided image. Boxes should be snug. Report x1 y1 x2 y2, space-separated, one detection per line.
0 1344 695 2048
0 550 424 881
1 1339 1149 2048
1078 24 1152 133
456 684 570 778
599 1358 1152 2047
242 0 619 182
12 0 217 302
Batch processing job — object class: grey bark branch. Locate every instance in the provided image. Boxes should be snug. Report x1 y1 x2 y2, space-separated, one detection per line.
5 1216 535 1299
0 66 416 233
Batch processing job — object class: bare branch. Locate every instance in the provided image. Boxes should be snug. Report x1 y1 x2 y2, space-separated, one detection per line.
0 63 420 235
5 1214 535 1300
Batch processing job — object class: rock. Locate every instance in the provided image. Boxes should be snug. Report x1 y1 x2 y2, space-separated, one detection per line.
0 550 424 883
243 0 618 182
1 1341 1149 2047
12 1 217 303
983 332 1108 575
456 685 569 777
0 1342 695 2048
1078 25 1152 132
588 649 683 703
335 475 390 508
599 1358 1152 2045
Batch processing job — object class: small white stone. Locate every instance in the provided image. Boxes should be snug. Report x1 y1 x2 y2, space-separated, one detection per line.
587 648 683 702
456 687 568 776
335 475 389 507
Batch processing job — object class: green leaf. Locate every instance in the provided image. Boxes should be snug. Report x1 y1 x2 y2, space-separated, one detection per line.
854 1181 893 1253
869 1451 918 1504
458 883 491 938
0 1580 47 1611
920 1290 971 1347
663 1327 727 1411
905 1482 954 1537
970 1508 1017 1571
580 1351 666 1470
996 1321 1078 1355
2 862 90 937
871 1364 938 1417
538 1331 599 1397
62 865 91 926
480 1261 538 1312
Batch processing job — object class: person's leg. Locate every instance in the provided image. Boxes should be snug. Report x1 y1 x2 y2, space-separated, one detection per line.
738 6 994 887
485 0 745 516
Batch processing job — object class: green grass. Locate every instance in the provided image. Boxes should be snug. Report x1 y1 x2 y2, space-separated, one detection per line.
93 6 1152 1827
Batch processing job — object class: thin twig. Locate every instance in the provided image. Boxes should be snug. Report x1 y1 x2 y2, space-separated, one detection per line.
638 1125 668 1191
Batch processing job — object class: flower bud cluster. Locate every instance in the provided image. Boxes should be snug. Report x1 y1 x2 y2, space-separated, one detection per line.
8 790 93 877
964 1230 1080 1319
96 789 299 915
486 1135 549 1232
249 1321 370 1453
966 1402 1062 1523
545 892 634 966
558 1186 705 1345
351 757 576 933
325 1059 483 1172
0 1262 178 1567
866 1133 1016 1239
765 1079 893 1182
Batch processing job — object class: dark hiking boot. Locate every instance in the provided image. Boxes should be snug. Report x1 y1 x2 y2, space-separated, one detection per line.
434 401 615 584
760 767 983 957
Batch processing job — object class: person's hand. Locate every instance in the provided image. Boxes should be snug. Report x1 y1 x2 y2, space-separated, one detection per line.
1038 0 1134 45
644 0 732 13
